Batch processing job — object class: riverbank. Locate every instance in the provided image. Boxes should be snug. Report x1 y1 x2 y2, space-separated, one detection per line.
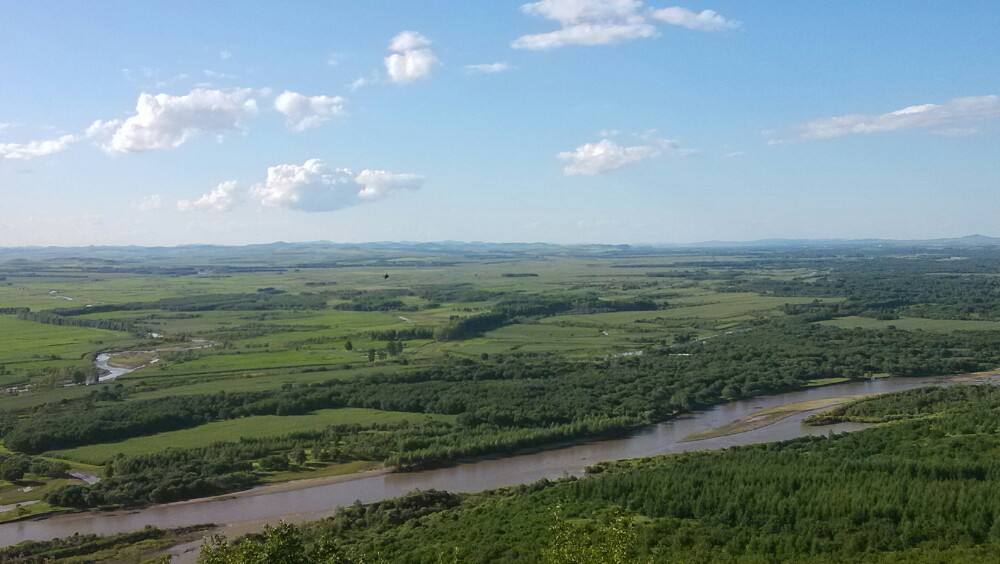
680 396 858 442
948 369 1000 383
162 466 392 507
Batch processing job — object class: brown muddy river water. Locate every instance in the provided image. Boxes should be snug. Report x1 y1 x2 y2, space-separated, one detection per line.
0 375 946 548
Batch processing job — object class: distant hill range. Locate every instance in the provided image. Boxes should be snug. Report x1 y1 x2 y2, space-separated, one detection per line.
667 234 1000 249
3 235 1000 263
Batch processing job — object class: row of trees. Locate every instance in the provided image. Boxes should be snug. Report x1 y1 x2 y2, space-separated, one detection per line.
433 293 660 341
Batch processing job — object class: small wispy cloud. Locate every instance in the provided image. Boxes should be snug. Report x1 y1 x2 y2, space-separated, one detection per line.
0 134 77 160
465 62 513 74
776 95 1000 142
649 7 740 31
203 69 237 80
137 194 163 212
512 0 737 50
558 135 680 176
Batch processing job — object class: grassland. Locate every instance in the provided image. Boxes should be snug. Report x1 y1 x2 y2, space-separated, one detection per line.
50 408 455 464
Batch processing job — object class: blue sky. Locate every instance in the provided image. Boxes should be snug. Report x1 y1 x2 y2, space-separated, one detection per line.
1 1 999 246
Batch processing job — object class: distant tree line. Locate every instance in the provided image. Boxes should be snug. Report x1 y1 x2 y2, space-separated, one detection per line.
367 327 435 341
434 293 659 341
50 291 328 315
7 309 139 333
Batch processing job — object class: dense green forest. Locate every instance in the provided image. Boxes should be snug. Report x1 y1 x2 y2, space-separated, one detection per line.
728 253 1000 320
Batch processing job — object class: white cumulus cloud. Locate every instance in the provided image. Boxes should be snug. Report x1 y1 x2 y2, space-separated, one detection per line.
252 159 423 212
177 180 241 212
558 137 677 175
784 95 1000 141
649 7 740 31
385 31 439 84
87 88 258 153
512 0 736 49
465 62 513 74
274 91 346 131
0 134 76 160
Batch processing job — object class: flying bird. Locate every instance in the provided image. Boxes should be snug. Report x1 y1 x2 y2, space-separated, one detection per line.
383 273 390 280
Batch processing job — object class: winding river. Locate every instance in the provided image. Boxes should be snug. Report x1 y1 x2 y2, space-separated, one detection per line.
0 375 948 549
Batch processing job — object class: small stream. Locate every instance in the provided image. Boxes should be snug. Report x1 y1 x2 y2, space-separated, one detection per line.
94 353 140 383
0 375 947 548
93 339 210 383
